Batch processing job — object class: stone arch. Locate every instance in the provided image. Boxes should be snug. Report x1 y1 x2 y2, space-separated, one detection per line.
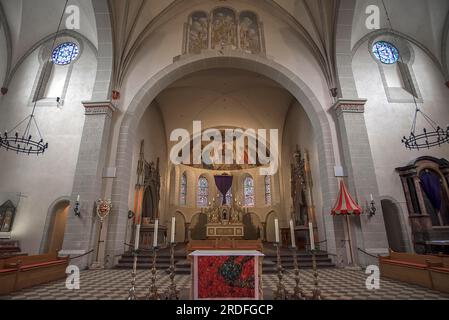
105 52 340 262
39 196 71 254
380 196 411 253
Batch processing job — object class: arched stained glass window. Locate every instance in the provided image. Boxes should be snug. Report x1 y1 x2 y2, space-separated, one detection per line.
197 176 209 208
244 176 255 207
180 173 187 206
265 175 272 205
52 42 80 65
372 41 399 64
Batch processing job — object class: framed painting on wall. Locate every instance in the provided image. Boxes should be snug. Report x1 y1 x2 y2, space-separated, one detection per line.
0 200 16 232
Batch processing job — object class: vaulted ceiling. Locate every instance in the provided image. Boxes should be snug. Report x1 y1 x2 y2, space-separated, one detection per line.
0 0 448 91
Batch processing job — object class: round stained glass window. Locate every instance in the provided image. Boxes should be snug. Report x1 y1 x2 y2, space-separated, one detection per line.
372 41 399 64
51 42 80 65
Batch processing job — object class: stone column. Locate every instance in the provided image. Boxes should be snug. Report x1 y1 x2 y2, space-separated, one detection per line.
333 99 389 265
61 101 115 269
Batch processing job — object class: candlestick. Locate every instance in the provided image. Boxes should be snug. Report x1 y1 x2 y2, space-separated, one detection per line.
153 219 159 248
273 243 289 300
134 224 141 251
164 243 179 300
289 219 296 248
171 216 176 244
309 222 315 251
274 218 280 244
147 247 160 300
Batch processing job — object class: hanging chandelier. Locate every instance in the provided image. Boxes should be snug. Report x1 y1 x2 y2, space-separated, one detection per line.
0 0 69 155
379 1 449 150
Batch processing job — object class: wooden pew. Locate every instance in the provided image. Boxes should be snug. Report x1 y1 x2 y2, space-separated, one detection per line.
379 250 443 289
429 255 449 293
0 252 69 296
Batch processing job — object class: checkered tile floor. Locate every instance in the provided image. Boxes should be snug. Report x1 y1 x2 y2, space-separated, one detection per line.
1 268 448 300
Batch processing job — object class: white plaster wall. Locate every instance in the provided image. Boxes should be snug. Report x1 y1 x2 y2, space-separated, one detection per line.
353 40 449 230
281 103 324 240
0 40 97 254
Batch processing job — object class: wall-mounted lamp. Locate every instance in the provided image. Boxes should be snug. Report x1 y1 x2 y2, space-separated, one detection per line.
74 195 81 217
368 194 377 217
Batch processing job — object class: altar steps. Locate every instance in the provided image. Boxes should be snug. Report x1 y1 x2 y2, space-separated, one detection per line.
115 250 334 275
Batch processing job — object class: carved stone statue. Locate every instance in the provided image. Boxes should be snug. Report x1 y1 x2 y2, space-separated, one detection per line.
291 147 308 226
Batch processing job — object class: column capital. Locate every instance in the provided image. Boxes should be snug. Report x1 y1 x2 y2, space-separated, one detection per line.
82 101 116 118
333 99 367 117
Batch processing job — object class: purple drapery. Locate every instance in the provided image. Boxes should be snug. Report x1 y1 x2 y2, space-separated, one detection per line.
214 175 233 205
421 171 442 210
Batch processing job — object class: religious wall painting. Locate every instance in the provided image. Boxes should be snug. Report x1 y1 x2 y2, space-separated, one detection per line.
239 11 261 53
0 200 16 232
211 8 237 50
188 11 209 54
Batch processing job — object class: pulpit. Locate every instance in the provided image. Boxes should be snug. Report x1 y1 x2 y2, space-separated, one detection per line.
190 250 264 300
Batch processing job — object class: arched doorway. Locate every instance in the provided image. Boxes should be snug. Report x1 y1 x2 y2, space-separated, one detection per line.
41 198 70 254
381 199 407 252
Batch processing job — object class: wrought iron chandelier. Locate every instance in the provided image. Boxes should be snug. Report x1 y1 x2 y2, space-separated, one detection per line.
379 0 449 150
0 0 69 155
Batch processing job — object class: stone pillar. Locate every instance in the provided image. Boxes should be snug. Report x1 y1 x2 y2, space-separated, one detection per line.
333 99 389 265
61 101 115 269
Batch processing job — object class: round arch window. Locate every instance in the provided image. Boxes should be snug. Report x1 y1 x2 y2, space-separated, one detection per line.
372 41 399 64
51 42 80 65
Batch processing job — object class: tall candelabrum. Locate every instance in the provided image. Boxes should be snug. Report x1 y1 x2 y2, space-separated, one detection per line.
273 243 289 300
146 247 160 300
127 246 139 300
290 248 306 300
164 243 180 300
310 249 322 300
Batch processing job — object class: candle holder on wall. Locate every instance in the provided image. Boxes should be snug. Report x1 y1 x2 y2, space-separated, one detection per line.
290 248 306 300
146 247 160 300
273 243 289 300
164 243 180 300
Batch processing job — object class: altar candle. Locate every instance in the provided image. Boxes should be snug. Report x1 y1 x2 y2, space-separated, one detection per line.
77 195 80 202
274 219 280 244
171 216 176 244
289 219 296 248
153 219 159 248
370 194 374 202
309 222 315 251
134 224 141 250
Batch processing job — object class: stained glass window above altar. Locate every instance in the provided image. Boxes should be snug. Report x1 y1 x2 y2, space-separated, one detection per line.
244 176 255 207
197 176 209 208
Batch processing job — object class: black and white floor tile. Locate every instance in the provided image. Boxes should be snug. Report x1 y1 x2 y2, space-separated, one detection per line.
1 268 448 300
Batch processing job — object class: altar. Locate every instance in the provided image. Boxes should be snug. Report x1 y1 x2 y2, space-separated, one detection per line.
190 250 264 300
207 223 244 239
